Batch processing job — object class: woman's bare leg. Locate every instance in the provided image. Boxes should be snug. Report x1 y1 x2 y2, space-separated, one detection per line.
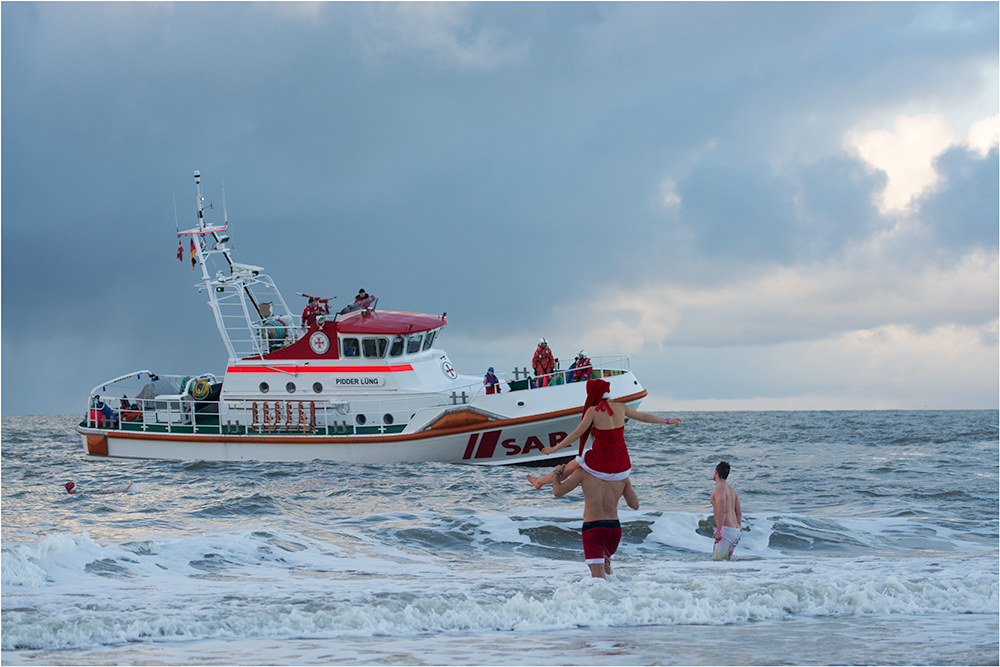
527 460 581 490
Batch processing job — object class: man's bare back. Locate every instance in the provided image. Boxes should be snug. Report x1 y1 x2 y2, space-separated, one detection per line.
710 461 742 560
551 465 639 577
710 478 740 529
578 472 638 521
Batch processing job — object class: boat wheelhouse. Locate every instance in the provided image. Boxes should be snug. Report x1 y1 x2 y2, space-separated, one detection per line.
78 171 647 463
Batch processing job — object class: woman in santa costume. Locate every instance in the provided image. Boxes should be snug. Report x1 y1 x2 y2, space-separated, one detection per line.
527 378 681 489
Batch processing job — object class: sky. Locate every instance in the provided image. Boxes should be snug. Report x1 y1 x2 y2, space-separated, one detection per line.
2 2 998 415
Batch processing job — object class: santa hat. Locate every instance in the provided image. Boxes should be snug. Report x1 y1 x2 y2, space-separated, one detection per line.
65 481 77 494
578 379 612 455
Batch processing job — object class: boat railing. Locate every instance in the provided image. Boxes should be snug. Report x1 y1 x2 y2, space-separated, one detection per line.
83 373 482 436
83 356 633 436
205 270 302 359
84 371 221 431
506 354 631 390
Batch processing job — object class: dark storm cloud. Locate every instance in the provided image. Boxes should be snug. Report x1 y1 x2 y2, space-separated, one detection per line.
2 2 997 413
672 150 890 264
920 144 1000 251
676 157 802 262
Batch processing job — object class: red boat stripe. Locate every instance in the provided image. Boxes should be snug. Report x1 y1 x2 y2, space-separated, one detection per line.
226 365 414 373
474 430 502 459
463 433 479 460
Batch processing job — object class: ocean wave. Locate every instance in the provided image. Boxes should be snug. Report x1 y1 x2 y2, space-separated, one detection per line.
2 523 997 651
2 548 996 650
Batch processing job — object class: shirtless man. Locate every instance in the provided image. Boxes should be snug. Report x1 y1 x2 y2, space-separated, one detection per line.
551 464 640 578
710 461 742 560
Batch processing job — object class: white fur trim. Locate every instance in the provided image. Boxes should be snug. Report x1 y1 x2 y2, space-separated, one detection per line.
578 459 631 481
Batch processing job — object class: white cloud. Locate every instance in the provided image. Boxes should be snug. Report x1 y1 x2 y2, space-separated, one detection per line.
546 250 997 351
847 112 1000 214
349 4 527 70
847 114 962 214
439 248 997 410
659 178 681 207
967 114 1000 157
643 320 998 411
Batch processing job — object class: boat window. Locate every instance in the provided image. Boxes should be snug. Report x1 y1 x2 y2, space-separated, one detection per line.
286 382 296 393
342 337 360 358
362 337 388 359
389 336 405 357
407 333 423 355
313 382 323 393
423 330 436 350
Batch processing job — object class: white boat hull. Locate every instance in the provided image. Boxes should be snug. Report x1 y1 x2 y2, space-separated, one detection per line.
78 390 646 464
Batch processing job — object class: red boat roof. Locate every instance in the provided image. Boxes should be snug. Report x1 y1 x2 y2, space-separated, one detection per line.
336 310 447 336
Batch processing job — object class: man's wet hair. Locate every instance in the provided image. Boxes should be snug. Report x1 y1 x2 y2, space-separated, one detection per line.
716 461 731 479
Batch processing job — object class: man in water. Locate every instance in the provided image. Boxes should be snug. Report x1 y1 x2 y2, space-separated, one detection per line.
65 481 133 495
710 461 742 560
551 463 639 578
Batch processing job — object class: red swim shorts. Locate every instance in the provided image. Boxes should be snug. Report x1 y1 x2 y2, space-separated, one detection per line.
582 519 622 564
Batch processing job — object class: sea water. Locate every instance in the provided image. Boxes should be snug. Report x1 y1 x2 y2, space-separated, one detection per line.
2 411 997 665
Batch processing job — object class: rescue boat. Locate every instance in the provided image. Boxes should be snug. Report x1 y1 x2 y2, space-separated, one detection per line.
77 171 648 464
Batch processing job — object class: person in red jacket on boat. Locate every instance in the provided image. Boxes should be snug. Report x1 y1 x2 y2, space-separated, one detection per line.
572 350 592 383
527 379 681 489
301 297 329 328
483 367 502 394
532 338 555 387
338 289 375 315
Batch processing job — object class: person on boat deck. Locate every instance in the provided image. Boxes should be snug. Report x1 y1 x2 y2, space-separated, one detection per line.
301 297 326 329
527 379 682 490
484 367 501 394
532 338 555 387
573 350 593 383
119 396 142 422
339 289 374 315
90 397 118 426
355 289 373 308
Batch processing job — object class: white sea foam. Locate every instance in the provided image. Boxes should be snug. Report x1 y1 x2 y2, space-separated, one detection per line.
2 521 996 651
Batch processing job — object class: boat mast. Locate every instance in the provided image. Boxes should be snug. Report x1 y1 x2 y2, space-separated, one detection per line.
182 170 295 361
195 173 263 321
191 171 239 360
